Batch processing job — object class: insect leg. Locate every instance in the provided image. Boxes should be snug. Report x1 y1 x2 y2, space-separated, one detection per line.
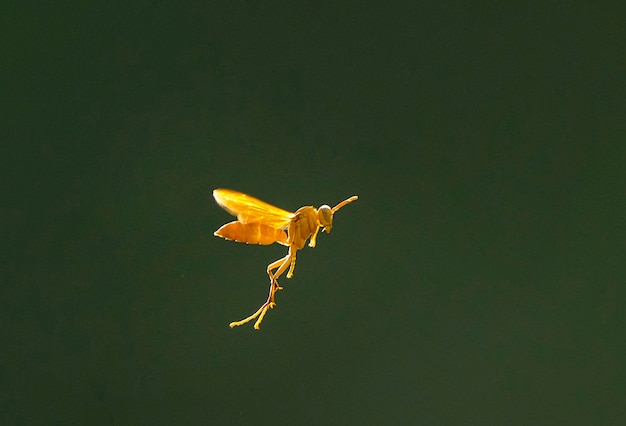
286 252 298 279
228 277 282 329
308 226 321 248
229 249 295 330
267 251 292 286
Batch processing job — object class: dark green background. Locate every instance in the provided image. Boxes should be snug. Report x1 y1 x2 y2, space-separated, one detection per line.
2 2 624 424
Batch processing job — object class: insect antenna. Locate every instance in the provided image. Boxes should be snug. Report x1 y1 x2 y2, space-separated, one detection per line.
332 196 358 213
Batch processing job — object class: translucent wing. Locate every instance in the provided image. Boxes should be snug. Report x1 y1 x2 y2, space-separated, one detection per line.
213 189 294 228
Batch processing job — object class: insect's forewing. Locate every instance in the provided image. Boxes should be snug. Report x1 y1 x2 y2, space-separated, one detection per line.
213 189 294 228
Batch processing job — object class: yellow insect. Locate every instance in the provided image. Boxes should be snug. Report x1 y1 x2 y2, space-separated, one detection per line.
213 188 358 329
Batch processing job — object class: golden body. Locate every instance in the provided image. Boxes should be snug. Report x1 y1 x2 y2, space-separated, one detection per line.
213 189 358 329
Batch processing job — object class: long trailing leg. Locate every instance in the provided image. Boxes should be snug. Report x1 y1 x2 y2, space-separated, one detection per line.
268 246 296 284
229 247 296 329
228 276 283 329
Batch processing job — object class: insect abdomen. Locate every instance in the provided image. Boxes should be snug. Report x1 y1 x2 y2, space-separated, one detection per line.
214 221 288 246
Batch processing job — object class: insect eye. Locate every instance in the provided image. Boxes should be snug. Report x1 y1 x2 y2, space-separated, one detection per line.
319 205 333 229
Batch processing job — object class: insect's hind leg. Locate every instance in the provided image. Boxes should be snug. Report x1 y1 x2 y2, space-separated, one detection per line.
228 250 294 330
267 252 291 290
269 246 297 283
228 277 283 330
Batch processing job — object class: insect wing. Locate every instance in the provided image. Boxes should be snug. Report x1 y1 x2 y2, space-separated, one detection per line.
213 189 294 228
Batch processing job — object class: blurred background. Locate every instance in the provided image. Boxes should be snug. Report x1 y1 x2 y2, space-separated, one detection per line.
2 2 624 424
